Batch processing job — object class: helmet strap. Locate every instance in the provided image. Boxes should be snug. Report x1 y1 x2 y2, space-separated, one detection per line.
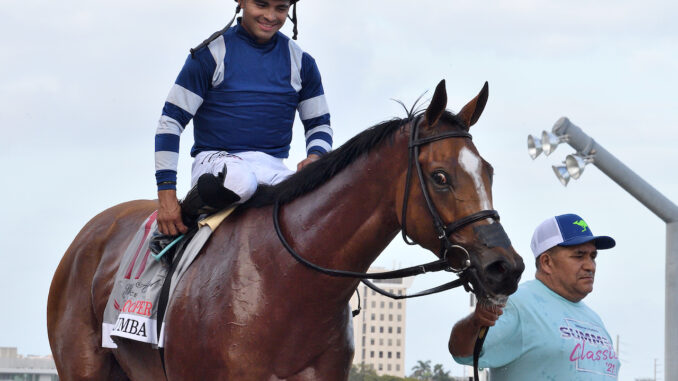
287 2 298 40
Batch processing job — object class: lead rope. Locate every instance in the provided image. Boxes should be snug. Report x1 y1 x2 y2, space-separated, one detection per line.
473 326 488 381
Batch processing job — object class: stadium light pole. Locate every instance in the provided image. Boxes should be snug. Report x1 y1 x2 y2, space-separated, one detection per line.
529 117 678 380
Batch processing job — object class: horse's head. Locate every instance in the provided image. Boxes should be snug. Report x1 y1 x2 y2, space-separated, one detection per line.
397 80 524 302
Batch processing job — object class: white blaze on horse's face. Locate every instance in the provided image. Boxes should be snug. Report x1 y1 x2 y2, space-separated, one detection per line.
458 146 492 212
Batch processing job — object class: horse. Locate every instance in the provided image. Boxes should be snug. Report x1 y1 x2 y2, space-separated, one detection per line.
47 80 524 380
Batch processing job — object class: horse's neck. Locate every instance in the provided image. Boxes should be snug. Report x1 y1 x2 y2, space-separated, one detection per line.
279 134 408 284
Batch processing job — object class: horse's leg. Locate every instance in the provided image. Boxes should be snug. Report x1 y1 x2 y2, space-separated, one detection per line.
287 309 354 381
47 227 129 381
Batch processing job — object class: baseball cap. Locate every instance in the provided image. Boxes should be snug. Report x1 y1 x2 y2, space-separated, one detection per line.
530 213 616 258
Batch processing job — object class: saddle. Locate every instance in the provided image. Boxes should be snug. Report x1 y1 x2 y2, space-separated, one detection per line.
101 207 236 348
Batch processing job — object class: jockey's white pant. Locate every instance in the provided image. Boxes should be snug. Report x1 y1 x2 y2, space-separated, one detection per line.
191 151 294 204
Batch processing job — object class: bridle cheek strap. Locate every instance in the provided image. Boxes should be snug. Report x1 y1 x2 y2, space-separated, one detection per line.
400 115 500 272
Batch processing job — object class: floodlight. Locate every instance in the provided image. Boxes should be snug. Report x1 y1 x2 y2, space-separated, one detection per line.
552 165 571 186
541 131 566 156
527 135 543 159
565 154 593 180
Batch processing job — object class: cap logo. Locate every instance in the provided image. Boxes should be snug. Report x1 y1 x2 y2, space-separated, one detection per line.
573 220 588 232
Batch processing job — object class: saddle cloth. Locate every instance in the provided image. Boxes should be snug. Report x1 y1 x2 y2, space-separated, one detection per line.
101 207 236 348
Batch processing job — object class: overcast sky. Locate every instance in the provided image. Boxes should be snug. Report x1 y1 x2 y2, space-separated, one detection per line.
1 0 677 380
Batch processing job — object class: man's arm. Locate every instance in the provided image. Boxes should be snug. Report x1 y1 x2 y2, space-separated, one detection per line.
449 303 503 357
155 46 216 234
297 52 332 162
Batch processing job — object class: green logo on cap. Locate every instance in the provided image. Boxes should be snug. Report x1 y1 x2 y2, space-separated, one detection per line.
573 220 588 232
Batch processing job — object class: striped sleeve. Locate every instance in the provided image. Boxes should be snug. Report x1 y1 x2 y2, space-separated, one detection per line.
297 51 332 157
154 40 223 190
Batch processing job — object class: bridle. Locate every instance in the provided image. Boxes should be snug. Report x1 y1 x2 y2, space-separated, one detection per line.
400 114 499 273
273 114 501 298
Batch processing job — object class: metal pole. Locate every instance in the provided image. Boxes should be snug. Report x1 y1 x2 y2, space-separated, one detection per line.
551 117 678 381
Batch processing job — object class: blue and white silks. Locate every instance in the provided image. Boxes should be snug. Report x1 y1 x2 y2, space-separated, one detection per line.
154 21 332 191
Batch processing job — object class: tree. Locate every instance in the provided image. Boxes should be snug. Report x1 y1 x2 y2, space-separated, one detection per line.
409 360 433 380
432 363 453 381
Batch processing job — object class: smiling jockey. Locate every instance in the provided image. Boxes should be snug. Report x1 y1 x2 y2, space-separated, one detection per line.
153 0 332 239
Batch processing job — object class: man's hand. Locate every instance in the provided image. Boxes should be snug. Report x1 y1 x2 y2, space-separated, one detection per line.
471 302 504 328
297 153 321 171
157 189 188 236
449 302 504 357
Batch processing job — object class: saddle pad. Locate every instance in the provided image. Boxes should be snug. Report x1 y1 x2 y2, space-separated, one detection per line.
101 206 236 348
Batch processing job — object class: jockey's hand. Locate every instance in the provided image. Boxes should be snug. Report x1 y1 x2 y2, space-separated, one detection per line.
157 189 188 236
297 153 321 171
471 302 504 328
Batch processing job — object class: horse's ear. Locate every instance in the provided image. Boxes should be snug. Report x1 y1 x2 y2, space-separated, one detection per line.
458 81 489 129
424 80 447 127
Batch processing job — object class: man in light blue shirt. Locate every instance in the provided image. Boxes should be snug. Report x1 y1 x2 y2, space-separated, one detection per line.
449 213 620 380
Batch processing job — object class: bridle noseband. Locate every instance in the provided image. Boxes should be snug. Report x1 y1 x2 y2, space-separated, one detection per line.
400 115 500 273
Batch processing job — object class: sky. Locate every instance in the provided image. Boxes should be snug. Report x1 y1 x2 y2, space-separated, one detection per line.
1 0 677 380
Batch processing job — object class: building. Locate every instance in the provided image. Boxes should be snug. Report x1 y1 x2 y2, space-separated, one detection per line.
0 347 58 381
349 269 412 377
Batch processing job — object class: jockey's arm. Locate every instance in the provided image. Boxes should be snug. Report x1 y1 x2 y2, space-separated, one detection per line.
157 189 188 236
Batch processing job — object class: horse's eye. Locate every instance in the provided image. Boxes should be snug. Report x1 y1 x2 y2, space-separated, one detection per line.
432 171 449 186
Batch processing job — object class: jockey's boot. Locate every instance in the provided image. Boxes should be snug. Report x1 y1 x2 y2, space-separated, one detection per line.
149 168 240 257
180 170 241 227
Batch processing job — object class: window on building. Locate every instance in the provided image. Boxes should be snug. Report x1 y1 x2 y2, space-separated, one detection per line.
378 364 383 371
380 314 384 321
388 339 392 346
397 301 402 308
362 323 366 333
371 301 376 308
397 364 400 371
379 338 383 345
362 336 365 346
388 327 392 334
397 351 401 359
362 348 365 360
370 351 374 358
397 314 402 322
380 326 384 333
388 314 393 321
371 326 375 333
396 339 401 346
387 364 392 371
388 351 392 358
379 351 383 358
380 301 385 308
397 327 401 334
389 301 393 308
371 313 375 321
398 289 403 295
371 338 375 345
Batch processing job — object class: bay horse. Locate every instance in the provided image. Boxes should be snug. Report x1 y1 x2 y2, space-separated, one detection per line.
47 80 524 380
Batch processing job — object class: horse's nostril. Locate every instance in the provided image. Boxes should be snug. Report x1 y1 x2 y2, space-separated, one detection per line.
486 259 508 276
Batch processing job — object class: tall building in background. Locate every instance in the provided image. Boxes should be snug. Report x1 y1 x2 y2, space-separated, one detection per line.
349 268 413 377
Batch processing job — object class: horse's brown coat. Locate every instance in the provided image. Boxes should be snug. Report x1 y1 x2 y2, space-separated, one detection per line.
48 81 524 380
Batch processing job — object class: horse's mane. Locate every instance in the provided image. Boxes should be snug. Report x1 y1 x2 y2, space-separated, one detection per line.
242 110 465 208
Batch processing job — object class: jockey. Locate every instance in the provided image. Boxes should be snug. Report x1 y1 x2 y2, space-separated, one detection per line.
153 0 332 238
